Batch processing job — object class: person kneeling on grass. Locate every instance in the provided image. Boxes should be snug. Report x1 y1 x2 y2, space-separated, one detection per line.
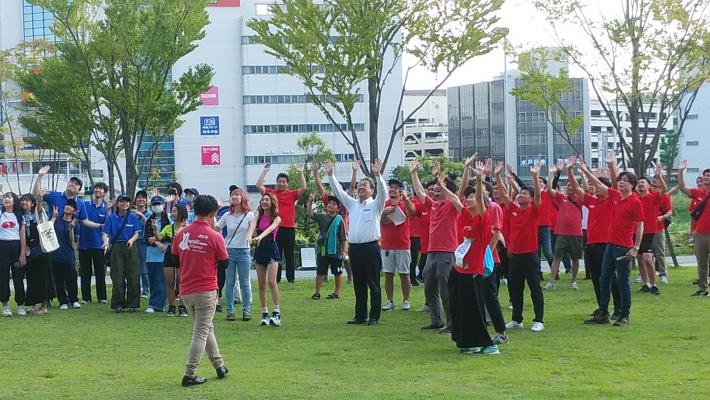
171 195 229 387
307 194 347 301
248 193 283 327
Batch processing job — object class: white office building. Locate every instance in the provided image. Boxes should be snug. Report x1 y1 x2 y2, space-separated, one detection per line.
677 83 710 176
403 89 448 161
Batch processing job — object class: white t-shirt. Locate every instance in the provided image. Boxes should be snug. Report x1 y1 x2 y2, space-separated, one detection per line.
0 212 21 241
216 211 254 249
581 206 589 230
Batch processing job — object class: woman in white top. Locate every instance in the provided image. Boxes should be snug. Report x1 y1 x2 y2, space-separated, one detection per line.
0 192 27 317
215 188 254 321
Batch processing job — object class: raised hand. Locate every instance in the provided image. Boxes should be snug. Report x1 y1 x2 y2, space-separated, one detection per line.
371 159 383 176
483 158 493 176
678 159 687 172
506 163 514 175
409 160 420 174
352 159 361 172
309 193 316 202
262 164 271 174
474 162 484 178
38 165 50 176
494 161 504 176
464 153 477 167
311 159 319 173
432 160 441 178
295 164 305 173
605 149 615 164
566 155 577 169
530 160 541 175
654 161 663 176
556 159 564 171
52 206 58 220
323 159 335 176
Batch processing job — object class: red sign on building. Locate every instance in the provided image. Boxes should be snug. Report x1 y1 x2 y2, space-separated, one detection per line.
208 0 240 7
201 146 221 166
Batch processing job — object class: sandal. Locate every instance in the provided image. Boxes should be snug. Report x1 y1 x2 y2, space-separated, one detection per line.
326 293 340 299
311 293 321 300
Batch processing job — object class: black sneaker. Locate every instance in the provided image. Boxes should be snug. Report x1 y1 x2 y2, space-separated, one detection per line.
269 311 281 326
611 310 621 321
589 308 602 316
242 311 251 321
260 312 270 326
584 312 610 324
691 290 709 297
554 273 560 281
181 375 206 387
178 305 188 317
613 315 629 327
167 305 177 317
216 366 229 379
215 303 223 313
639 286 651 293
650 286 660 295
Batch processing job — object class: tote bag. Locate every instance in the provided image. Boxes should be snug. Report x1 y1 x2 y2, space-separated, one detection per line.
35 207 59 254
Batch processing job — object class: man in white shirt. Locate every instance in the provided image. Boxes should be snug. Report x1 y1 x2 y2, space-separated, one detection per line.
325 159 386 325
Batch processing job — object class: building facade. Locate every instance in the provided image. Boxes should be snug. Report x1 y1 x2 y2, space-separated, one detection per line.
677 83 710 177
447 64 590 179
402 89 447 161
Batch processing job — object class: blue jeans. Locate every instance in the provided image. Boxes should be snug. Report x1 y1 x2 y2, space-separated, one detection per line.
599 244 632 315
538 226 553 268
147 262 166 310
137 241 149 295
226 248 252 314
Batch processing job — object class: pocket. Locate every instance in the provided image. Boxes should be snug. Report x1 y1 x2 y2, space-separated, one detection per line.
361 208 374 223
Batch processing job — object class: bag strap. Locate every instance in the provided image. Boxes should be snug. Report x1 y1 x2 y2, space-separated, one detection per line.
226 214 247 247
692 192 710 221
110 214 129 245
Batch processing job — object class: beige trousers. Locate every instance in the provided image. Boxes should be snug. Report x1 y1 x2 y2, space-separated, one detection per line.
182 291 224 377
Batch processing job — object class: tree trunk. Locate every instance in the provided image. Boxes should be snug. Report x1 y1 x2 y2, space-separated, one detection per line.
367 77 379 167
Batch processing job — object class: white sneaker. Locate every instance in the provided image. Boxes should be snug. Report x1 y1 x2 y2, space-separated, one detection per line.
72 302 82 309
544 281 555 290
505 320 523 329
570 281 579 290
144 307 155 313
507 302 513 311
59 304 69 310
635 275 643 283
79 300 88 305
660 275 669 284
501 278 508 286
382 300 395 311
401 300 411 311
2 306 12 316
17 305 26 316
531 321 544 332
98 300 108 304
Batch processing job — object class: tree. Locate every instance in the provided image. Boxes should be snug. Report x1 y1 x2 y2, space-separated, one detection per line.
510 47 584 155
249 0 507 176
534 0 710 175
16 0 214 197
391 155 463 187
659 129 680 181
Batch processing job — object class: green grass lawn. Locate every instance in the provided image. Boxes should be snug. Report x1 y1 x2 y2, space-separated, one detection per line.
1 268 708 399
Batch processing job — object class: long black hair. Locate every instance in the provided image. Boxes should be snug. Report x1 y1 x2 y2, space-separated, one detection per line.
145 209 171 239
1 192 23 224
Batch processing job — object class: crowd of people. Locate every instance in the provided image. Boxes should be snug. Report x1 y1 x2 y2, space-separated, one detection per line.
1 150 709 379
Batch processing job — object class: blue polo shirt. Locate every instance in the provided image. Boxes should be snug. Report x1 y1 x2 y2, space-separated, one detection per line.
51 218 75 264
102 212 142 243
145 216 172 263
78 200 108 250
43 191 88 221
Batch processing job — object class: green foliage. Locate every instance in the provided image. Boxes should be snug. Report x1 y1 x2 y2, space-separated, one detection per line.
249 0 507 173
659 129 680 179
510 47 583 155
391 156 463 187
16 0 214 196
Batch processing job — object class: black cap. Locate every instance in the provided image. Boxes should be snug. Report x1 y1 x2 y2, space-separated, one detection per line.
184 188 199 196
326 195 341 207
150 195 166 205
117 194 131 202
387 179 403 189
229 185 239 193
135 190 148 199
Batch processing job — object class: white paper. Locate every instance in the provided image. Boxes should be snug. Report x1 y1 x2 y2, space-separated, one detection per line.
387 206 407 226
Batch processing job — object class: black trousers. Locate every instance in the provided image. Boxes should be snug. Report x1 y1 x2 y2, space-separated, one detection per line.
585 243 621 313
449 269 493 349
0 240 23 305
495 243 513 303
482 272 506 334
409 236 420 282
418 253 428 279
25 252 51 306
217 260 227 298
348 241 382 321
509 252 545 324
79 248 107 302
53 261 78 305
276 227 296 283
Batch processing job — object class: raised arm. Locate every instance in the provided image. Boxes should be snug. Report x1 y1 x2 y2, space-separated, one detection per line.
474 163 486 215
653 162 667 195
677 159 692 198
255 164 270 195
311 160 327 199
566 155 584 199
409 160 427 204
347 160 360 197
438 174 463 213
306 193 315 219
295 163 307 196
401 189 416 217
531 160 542 206
457 153 477 200
33 165 50 197
324 160 355 209
371 159 387 212
495 162 510 207
547 162 558 199
579 161 609 197
606 149 618 189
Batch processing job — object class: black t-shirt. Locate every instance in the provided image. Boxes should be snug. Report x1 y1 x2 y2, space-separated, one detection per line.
311 213 346 255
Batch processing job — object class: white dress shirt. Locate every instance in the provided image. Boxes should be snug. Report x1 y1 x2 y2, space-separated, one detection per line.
327 174 386 244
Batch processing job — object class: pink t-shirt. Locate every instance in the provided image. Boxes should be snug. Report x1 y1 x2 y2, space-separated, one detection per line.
552 192 583 236
257 214 278 239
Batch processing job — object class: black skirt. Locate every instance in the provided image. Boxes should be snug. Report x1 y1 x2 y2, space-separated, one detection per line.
448 269 493 349
254 236 280 266
24 251 52 305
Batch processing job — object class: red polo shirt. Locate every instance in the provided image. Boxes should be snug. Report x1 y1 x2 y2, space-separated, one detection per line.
606 188 644 248
380 199 410 250
455 209 492 275
656 193 671 231
172 220 229 296
552 192 583 236
583 193 613 245
426 197 460 253
414 198 432 254
690 188 710 234
538 191 555 227
505 202 540 255
265 188 300 228
637 191 663 235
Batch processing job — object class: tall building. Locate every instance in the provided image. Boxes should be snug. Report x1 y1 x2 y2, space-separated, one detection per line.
588 98 672 171
677 83 710 176
447 57 590 179
172 1 403 198
402 89 447 161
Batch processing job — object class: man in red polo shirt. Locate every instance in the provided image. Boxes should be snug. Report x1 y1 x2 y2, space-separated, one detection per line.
411 160 462 333
256 163 307 283
172 195 229 387
653 176 672 283
585 162 644 327
678 160 710 296
635 163 666 295
380 179 416 311
495 160 545 333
